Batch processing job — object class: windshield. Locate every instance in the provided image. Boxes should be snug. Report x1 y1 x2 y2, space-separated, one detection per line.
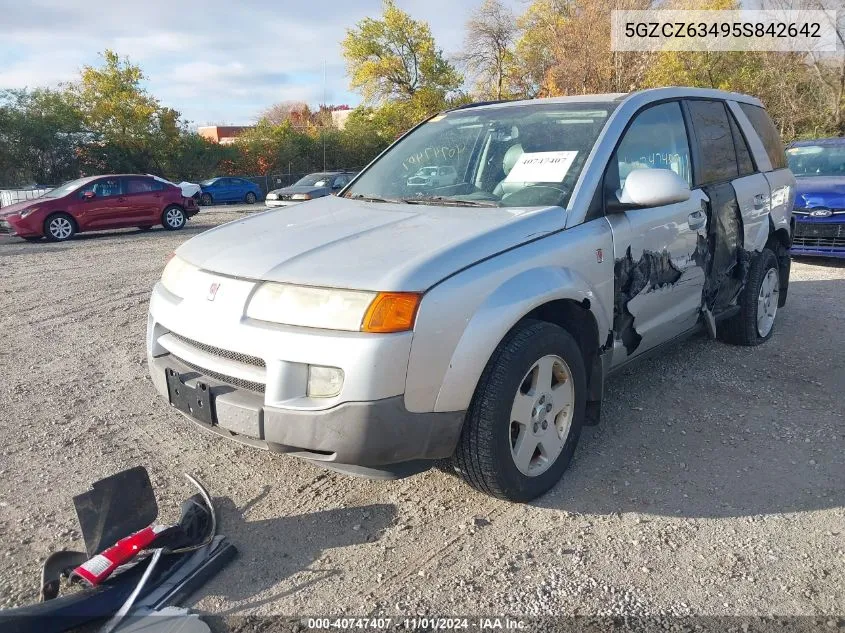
787 144 845 177
295 173 334 187
343 102 615 208
40 177 93 198
200 178 217 186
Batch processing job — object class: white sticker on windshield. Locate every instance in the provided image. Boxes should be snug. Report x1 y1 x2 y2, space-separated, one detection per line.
504 151 578 183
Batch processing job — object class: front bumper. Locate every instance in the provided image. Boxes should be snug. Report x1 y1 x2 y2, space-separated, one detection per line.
0 215 39 238
265 199 302 207
146 282 464 476
148 353 462 476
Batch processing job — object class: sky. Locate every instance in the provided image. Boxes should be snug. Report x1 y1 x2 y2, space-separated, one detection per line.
0 0 524 126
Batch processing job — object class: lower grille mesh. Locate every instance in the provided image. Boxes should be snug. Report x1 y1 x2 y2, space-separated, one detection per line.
173 355 266 394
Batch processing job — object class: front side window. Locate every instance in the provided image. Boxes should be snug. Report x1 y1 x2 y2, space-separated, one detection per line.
80 178 123 198
609 101 692 194
687 100 739 184
786 143 845 177
343 102 615 208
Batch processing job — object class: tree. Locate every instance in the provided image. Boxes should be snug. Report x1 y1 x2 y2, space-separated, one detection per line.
65 50 183 174
342 0 462 103
0 89 84 186
458 0 518 100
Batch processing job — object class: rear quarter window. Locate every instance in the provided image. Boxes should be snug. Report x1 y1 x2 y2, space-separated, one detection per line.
739 103 787 170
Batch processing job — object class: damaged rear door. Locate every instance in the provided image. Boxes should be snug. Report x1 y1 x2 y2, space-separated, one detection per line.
604 101 708 362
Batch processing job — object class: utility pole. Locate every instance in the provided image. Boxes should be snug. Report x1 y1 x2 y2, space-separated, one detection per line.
323 59 327 171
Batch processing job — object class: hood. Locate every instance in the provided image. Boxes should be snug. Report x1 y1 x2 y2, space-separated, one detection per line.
270 185 330 196
795 176 845 209
0 199 42 217
176 194 565 291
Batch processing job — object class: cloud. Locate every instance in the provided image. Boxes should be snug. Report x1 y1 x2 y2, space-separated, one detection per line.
0 0 523 124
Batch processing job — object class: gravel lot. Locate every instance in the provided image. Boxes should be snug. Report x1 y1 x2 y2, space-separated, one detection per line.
0 206 842 626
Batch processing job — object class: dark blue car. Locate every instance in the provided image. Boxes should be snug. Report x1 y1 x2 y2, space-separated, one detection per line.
786 138 845 259
199 177 263 206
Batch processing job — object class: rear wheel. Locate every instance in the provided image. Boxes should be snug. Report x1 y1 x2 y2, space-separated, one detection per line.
200 193 213 206
719 248 780 346
162 206 186 230
44 213 76 242
452 319 586 502
245 191 257 204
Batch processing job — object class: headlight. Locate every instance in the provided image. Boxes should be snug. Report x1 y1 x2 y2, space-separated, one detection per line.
160 256 200 298
291 193 312 200
246 283 421 332
20 207 39 218
266 193 278 200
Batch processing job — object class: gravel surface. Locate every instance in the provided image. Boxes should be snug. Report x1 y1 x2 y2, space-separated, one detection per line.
0 207 843 625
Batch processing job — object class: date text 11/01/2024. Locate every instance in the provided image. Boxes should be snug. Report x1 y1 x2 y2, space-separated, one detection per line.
305 617 527 630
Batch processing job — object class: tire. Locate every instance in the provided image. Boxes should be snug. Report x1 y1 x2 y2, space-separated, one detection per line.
245 191 257 204
161 206 186 231
719 248 780 346
200 193 213 206
452 319 586 502
137 225 153 231
43 213 76 242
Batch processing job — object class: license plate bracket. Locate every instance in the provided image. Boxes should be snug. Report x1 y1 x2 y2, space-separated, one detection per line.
165 368 216 425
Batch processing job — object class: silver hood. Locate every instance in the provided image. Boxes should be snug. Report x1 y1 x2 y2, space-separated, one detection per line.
176 195 565 291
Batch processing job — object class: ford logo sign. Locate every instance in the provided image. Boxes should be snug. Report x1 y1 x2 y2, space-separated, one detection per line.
809 208 833 217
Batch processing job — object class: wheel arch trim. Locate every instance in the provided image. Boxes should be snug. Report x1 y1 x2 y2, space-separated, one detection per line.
430 266 610 413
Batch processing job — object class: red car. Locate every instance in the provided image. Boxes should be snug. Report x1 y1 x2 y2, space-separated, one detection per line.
0 174 200 242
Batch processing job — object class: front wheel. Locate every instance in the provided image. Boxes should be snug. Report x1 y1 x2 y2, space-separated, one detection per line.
162 206 186 230
245 191 257 204
44 213 76 242
200 193 213 206
719 248 780 346
452 319 586 502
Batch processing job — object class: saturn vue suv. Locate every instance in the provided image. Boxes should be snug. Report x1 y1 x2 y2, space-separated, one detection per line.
147 88 794 502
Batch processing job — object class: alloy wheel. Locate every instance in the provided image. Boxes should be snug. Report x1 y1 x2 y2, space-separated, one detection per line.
757 268 779 337
509 354 575 477
48 217 73 240
165 208 184 229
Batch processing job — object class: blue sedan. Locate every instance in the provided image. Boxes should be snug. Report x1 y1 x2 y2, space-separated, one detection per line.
199 177 263 206
786 138 845 259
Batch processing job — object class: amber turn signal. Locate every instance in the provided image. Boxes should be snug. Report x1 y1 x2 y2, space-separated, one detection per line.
361 292 422 333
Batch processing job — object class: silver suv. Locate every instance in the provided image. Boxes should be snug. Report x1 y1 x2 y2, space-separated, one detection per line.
147 88 794 502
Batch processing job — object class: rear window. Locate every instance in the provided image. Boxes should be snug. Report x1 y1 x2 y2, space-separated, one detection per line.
739 103 787 170
686 100 738 185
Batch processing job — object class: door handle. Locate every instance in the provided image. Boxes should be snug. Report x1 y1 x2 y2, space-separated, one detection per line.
688 210 707 231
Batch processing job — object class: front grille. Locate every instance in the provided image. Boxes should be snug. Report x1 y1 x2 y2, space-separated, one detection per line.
173 355 266 394
793 221 845 248
169 332 265 368
0 220 12 234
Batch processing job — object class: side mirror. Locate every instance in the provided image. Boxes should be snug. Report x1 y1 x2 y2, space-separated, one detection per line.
611 168 691 211
82 190 96 200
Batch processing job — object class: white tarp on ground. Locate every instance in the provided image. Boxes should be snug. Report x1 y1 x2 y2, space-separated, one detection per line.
0 188 52 207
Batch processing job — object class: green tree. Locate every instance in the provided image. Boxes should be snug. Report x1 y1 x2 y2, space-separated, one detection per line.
0 88 84 186
342 0 462 104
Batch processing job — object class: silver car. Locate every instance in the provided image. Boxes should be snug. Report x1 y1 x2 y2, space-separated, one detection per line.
147 88 794 502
